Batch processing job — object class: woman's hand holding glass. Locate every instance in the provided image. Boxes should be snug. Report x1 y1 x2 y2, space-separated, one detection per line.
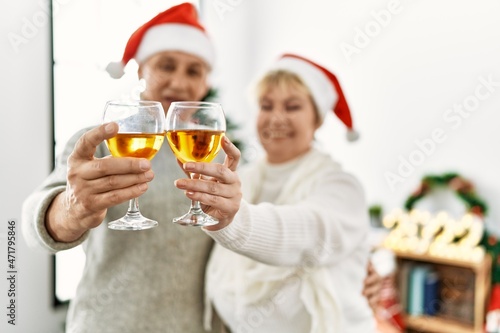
165 101 225 226
173 133 243 231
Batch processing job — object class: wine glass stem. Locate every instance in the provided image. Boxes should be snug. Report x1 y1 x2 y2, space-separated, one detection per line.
189 199 204 214
127 198 141 216
189 173 203 214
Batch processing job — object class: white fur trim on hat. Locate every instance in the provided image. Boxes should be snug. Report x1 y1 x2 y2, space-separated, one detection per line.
135 23 215 68
346 129 360 142
105 61 125 79
271 57 338 120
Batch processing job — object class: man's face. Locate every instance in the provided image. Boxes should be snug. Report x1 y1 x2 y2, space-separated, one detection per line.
139 50 210 113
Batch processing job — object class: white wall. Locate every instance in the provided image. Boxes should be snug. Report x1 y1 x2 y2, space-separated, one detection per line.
1 0 67 332
204 0 500 230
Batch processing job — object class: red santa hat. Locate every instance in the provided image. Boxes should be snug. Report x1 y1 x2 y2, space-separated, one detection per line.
271 53 359 141
106 2 215 79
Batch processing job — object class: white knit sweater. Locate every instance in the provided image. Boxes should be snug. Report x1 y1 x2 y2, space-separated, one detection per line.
204 148 376 333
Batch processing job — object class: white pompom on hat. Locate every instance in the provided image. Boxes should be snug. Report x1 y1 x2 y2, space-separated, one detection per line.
271 53 359 142
106 2 215 79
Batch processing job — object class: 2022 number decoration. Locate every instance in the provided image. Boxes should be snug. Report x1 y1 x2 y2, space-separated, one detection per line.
382 172 488 263
381 172 500 330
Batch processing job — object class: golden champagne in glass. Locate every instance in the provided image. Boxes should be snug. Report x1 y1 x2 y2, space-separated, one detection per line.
107 133 164 159
165 102 226 227
165 129 224 164
103 100 165 230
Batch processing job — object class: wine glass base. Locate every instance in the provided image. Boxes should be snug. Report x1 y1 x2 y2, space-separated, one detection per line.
173 212 219 227
108 215 158 231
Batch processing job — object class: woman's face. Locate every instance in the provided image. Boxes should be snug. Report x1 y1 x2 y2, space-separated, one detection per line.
139 50 210 113
257 85 321 164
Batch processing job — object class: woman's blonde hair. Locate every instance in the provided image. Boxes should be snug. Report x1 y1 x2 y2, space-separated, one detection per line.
256 70 321 122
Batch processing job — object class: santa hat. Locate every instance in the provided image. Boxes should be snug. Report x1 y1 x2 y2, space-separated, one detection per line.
106 2 215 79
271 53 359 141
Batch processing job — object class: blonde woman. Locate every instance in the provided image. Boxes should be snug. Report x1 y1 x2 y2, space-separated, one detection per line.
199 54 375 333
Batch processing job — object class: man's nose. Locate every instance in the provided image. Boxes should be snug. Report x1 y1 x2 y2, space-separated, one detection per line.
168 71 187 89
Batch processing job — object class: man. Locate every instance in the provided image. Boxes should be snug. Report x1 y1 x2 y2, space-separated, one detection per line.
23 3 380 332
22 3 234 332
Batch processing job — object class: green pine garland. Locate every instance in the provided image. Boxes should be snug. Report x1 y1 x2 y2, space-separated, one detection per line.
404 172 488 216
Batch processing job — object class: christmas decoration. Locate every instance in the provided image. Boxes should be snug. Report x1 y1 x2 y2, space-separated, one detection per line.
105 2 215 79
371 248 406 332
404 172 487 216
271 54 359 141
386 172 500 331
382 173 487 263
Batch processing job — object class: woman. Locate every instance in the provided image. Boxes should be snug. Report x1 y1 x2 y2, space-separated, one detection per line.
200 54 375 332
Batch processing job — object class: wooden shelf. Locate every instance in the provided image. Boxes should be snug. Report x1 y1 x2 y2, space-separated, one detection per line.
394 251 492 333
405 315 485 333
392 250 489 271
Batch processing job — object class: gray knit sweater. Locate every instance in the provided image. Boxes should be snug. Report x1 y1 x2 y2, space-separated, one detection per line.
22 127 222 333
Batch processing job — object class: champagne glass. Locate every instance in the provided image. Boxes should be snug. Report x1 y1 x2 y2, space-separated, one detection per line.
103 100 165 230
165 101 226 227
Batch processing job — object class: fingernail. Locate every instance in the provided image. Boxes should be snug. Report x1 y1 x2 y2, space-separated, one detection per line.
184 163 195 171
104 123 115 133
139 160 150 170
144 170 154 180
175 179 186 188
